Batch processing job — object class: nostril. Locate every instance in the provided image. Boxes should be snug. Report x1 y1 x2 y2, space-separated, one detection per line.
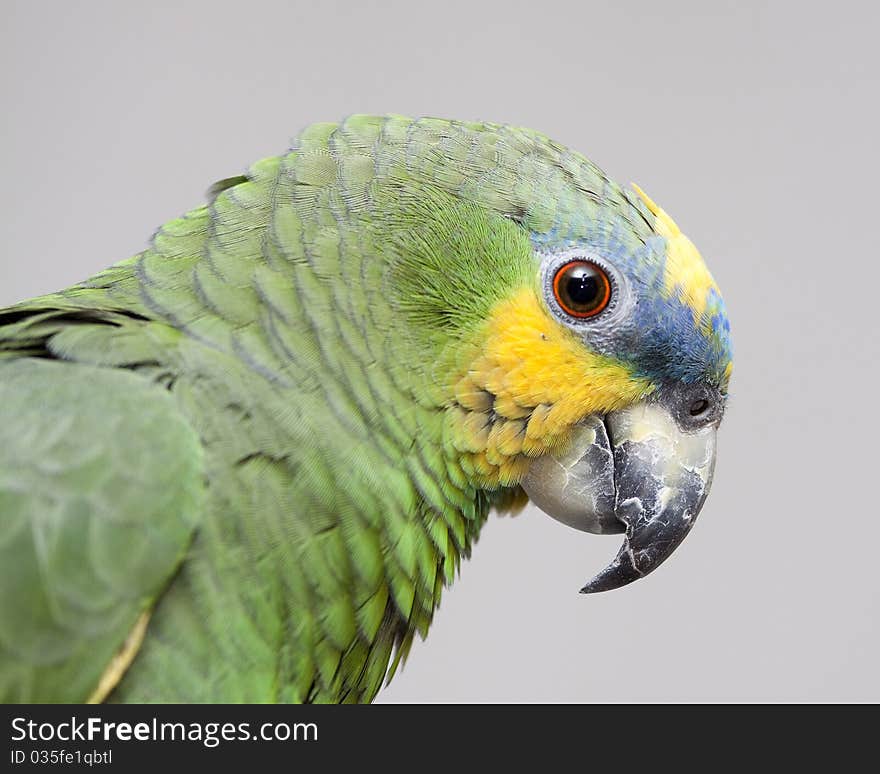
689 398 711 417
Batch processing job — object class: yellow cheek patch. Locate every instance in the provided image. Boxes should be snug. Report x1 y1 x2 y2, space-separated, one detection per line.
632 183 719 323
446 286 652 488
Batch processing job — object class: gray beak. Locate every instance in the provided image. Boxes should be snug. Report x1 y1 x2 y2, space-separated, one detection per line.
520 392 719 593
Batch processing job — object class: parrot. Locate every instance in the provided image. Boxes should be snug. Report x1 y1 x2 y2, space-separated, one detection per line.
0 115 731 703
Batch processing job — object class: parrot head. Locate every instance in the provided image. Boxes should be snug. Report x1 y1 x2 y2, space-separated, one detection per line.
517 184 731 592
370 118 732 593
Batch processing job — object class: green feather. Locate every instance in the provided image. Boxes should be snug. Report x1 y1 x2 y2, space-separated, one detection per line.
0 115 654 702
0 359 203 702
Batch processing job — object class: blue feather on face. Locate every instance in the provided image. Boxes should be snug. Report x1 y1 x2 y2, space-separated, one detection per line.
530 194 732 394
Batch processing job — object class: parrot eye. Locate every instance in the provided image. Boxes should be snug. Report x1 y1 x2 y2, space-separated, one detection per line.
552 260 612 319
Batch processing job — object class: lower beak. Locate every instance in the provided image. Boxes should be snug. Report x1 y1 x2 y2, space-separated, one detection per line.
520 400 717 593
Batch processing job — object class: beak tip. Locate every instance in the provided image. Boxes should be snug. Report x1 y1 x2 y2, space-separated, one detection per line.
579 577 637 594
579 551 643 594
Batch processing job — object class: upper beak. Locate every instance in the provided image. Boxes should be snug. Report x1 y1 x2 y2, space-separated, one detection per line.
520 396 718 593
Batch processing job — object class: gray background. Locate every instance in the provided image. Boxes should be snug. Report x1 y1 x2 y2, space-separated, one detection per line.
2 0 878 701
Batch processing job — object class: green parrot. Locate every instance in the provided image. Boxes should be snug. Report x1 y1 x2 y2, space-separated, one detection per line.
0 115 731 703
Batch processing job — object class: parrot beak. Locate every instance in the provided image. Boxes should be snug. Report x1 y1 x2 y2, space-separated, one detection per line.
520 394 719 593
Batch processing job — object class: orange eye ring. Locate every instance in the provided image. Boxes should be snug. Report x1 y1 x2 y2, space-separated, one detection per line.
552 260 612 319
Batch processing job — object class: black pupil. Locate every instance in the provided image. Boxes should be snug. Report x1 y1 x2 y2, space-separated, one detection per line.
689 399 710 416
564 265 602 310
